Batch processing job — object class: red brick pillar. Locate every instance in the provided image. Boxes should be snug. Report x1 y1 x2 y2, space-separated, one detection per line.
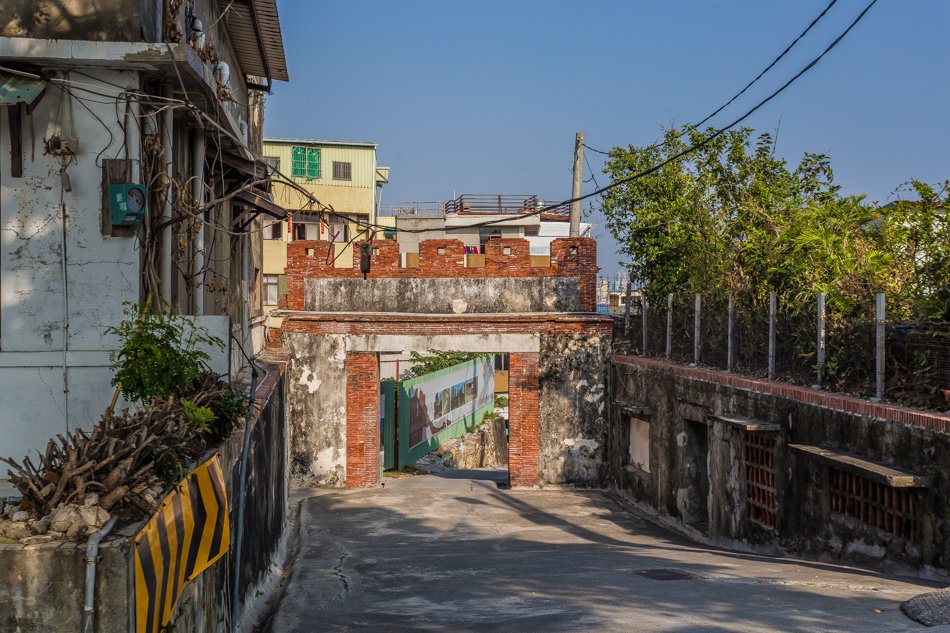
508 352 540 487
345 352 380 488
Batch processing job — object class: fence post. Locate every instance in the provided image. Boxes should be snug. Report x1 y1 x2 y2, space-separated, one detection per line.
641 294 648 355
693 293 701 366
727 293 735 372
623 275 633 338
816 291 826 388
768 291 777 380
665 293 673 359
875 292 886 401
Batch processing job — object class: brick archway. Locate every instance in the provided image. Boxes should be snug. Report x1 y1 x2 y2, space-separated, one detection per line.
272 236 612 489
343 349 541 488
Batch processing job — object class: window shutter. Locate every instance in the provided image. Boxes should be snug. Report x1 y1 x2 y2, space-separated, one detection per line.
291 146 306 178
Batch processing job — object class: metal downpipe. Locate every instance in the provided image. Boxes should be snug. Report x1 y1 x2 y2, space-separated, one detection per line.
82 515 119 633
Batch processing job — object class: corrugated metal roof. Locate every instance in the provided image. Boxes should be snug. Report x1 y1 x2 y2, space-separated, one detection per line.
264 137 378 148
223 0 289 83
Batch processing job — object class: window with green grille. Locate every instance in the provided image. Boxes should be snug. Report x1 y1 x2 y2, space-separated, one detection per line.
291 146 321 180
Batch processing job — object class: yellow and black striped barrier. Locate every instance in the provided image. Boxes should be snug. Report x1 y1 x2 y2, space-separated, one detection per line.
133 453 230 633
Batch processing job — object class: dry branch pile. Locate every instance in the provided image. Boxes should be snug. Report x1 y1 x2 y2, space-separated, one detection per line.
1 375 246 532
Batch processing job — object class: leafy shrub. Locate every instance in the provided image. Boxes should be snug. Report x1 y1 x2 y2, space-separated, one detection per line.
405 350 492 378
106 302 224 403
181 398 217 433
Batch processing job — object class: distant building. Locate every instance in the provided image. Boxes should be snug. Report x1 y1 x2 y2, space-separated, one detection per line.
260 138 390 310
381 194 592 261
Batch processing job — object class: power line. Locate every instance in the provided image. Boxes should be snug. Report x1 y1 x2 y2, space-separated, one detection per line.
582 0 840 158
693 0 839 129
325 0 878 237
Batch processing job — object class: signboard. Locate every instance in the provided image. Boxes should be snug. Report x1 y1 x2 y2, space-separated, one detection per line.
398 356 495 464
132 454 230 633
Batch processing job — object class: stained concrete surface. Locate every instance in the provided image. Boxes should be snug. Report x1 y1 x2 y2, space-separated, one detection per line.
269 471 941 633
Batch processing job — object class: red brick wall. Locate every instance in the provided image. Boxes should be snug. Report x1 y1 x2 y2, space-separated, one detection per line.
280 313 614 337
284 237 599 311
345 352 380 488
508 352 541 487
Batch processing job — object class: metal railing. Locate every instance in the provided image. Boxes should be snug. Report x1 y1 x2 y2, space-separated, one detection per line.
618 291 950 411
380 194 573 219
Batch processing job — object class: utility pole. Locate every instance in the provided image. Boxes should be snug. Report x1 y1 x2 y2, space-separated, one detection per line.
570 131 584 237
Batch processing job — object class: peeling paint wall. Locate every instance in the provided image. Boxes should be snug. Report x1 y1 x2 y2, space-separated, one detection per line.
0 69 141 464
538 333 610 486
286 333 348 486
305 277 582 314
284 328 612 488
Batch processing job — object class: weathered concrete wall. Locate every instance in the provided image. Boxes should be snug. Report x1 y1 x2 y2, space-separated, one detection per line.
0 360 289 632
609 357 950 575
283 326 612 488
0 536 131 632
286 333 347 486
305 276 582 313
538 333 610 486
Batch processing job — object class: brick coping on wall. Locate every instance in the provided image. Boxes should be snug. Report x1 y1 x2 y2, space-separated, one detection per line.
613 355 950 434
276 311 615 324
270 312 615 342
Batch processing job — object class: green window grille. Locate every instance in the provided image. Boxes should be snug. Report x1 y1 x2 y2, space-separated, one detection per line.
291 146 321 180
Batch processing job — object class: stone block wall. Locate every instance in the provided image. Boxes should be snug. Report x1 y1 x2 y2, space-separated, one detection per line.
610 355 950 576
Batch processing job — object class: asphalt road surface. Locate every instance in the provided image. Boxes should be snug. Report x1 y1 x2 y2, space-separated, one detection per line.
267 469 938 633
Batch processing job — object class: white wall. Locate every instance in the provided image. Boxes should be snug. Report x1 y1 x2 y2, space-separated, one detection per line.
0 70 229 464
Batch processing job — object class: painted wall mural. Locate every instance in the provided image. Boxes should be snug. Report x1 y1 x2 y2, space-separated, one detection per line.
398 356 496 464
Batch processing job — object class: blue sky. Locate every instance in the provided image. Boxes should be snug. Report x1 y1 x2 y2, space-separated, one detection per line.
265 1 949 280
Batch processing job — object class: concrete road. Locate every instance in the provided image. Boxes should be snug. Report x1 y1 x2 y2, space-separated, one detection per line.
268 470 938 633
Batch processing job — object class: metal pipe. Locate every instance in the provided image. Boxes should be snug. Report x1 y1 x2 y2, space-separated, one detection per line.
622 274 633 338
875 292 886 400
641 294 648 355
665 294 673 359
161 85 174 305
816 291 827 387
82 515 118 633
768 291 777 380
231 365 260 631
191 128 206 314
126 97 141 183
693 293 701 366
727 293 735 372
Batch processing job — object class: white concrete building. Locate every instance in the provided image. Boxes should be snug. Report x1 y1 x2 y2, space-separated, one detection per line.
0 0 288 468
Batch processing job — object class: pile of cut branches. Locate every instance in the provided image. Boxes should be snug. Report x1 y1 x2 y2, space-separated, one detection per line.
1 374 251 520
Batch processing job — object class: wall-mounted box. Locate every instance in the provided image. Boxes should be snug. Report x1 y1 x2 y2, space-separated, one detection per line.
108 183 147 226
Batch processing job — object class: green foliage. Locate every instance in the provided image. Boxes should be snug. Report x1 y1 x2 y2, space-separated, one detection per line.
405 350 492 378
213 385 255 425
600 126 949 320
494 395 509 408
155 446 189 486
181 399 217 433
601 127 949 397
106 302 224 403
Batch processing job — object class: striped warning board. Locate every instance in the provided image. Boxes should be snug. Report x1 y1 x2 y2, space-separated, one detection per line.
133 453 230 633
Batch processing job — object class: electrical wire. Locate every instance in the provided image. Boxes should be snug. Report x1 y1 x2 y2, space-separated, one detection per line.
345 0 877 237
582 0 840 158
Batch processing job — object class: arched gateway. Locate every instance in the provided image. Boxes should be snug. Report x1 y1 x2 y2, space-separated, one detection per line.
267 237 612 488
